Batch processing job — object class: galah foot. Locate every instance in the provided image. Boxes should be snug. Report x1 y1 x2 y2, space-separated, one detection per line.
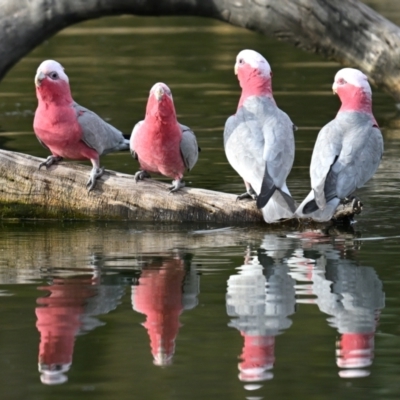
236 188 257 201
169 179 185 193
38 156 63 170
134 170 151 182
86 167 104 192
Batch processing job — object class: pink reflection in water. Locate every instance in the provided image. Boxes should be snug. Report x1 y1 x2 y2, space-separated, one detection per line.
36 277 96 385
132 254 199 366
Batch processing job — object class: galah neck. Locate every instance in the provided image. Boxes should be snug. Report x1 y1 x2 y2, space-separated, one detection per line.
237 72 273 110
146 97 177 125
36 80 73 106
338 87 373 114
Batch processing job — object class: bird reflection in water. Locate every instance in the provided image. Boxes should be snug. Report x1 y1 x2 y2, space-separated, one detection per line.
311 245 385 378
131 252 199 366
226 238 296 394
289 228 385 378
36 271 124 385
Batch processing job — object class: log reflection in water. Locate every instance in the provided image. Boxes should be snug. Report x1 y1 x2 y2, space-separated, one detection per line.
0 225 265 278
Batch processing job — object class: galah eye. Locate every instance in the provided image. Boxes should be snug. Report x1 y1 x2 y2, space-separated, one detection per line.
337 78 346 85
49 71 59 80
238 58 244 64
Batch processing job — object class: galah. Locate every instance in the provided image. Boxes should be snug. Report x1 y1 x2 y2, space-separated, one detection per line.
33 60 129 192
296 68 383 222
130 82 199 192
224 49 297 223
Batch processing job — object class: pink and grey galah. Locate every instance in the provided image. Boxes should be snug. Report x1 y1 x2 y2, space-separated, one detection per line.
296 68 384 222
224 49 297 223
130 82 199 192
33 60 129 192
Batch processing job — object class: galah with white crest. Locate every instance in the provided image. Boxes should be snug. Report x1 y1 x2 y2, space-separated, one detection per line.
296 68 383 222
33 60 130 192
130 82 199 192
224 49 297 223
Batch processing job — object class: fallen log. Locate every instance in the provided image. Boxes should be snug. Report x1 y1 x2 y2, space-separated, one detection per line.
0 149 264 222
1 1 400 101
0 149 359 223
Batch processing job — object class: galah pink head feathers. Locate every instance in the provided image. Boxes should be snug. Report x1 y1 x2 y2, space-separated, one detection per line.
146 82 176 120
234 50 274 109
332 68 373 114
35 60 72 104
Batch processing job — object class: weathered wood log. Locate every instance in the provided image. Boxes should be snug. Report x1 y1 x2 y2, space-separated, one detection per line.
0 149 265 222
1 1 400 101
0 149 359 223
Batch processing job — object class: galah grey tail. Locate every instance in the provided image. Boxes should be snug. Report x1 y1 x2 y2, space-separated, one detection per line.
72 103 130 190
178 124 199 170
75 103 130 156
296 68 383 222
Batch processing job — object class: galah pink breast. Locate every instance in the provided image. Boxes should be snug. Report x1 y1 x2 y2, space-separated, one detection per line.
296 68 383 222
130 82 199 192
224 49 297 223
33 60 129 192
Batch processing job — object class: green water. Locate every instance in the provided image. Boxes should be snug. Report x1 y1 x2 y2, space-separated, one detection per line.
0 8 400 400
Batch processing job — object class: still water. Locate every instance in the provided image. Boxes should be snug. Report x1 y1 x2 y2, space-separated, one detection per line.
0 4 400 399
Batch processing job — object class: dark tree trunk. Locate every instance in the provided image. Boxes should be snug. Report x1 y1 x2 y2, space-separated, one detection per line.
1 1 400 100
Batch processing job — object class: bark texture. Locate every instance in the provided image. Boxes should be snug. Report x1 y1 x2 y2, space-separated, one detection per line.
1 1 400 100
0 150 359 223
0 150 264 222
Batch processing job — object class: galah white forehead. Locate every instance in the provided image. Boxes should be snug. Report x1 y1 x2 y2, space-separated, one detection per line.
236 49 272 76
36 60 69 83
333 68 371 95
150 82 173 100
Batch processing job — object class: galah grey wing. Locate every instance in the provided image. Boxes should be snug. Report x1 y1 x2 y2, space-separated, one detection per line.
303 113 383 216
179 123 199 171
334 123 383 198
262 110 295 185
307 120 344 211
241 97 295 189
225 97 296 223
258 107 295 209
224 108 265 194
73 102 129 156
130 120 144 159
239 96 295 209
